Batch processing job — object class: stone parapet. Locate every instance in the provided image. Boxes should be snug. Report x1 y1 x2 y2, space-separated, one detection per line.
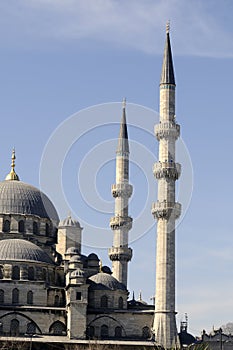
111 183 133 198
153 162 181 180
108 246 132 262
155 122 180 140
151 201 181 220
109 216 133 230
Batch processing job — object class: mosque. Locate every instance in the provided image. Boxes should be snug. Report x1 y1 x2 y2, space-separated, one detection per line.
0 27 195 349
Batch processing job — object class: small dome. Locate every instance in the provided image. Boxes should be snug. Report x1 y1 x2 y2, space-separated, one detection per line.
179 331 196 347
69 255 82 263
89 272 126 291
70 268 85 278
0 180 59 222
101 266 112 274
0 239 54 264
65 247 80 255
59 215 81 228
88 253 99 260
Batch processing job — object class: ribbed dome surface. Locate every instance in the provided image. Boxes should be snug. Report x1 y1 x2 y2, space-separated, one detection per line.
89 272 126 291
0 239 54 264
59 216 81 228
0 180 59 221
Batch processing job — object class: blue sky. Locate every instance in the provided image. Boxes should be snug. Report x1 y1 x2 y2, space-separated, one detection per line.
0 0 233 336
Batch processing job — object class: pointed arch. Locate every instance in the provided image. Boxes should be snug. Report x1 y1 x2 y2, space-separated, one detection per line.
12 266 20 280
10 319 19 336
100 324 109 339
49 321 66 335
18 220 25 233
12 288 19 304
27 291 33 305
100 295 108 308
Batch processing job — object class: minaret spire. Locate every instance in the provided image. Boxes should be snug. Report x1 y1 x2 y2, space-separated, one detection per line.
109 99 133 287
152 25 181 348
117 98 129 153
160 21 175 86
5 148 20 181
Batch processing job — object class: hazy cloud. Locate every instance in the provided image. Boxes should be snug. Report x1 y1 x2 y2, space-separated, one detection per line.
0 0 232 57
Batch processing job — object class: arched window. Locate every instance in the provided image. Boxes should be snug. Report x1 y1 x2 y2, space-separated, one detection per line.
33 222 38 234
12 266 20 280
100 325 109 339
28 267 34 280
0 289 4 303
27 291 33 305
45 223 50 236
115 326 122 338
42 268 47 281
118 296 123 309
49 321 66 335
18 220 25 233
142 326 151 339
3 220 10 233
10 319 19 336
26 322 36 335
100 295 108 308
12 288 19 304
54 295 59 306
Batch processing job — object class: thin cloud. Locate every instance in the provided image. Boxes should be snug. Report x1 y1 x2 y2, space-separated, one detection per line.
0 0 232 57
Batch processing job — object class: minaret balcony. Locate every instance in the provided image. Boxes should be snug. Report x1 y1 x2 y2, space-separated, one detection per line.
108 246 132 262
110 215 133 230
155 122 180 140
153 162 181 180
111 183 133 198
151 201 181 220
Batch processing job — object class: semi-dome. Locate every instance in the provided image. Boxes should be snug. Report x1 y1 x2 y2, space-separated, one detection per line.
65 247 80 255
88 253 99 260
69 255 82 263
0 180 59 222
0 239 54 264
88 272 126 291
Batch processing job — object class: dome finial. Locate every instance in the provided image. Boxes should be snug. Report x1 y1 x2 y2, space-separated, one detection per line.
5 148 20 181
99 259 103 272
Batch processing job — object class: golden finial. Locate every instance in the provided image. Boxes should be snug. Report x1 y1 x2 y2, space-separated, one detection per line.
122 97 126 109
99 259 103 272
166 20 170 34
5 148 20 181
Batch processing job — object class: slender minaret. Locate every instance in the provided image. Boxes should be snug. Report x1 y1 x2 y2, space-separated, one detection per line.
152 23 181 348
109 99 133 287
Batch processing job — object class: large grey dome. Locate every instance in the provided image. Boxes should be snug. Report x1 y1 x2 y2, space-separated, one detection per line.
89 272 126 291
0 239 54 264
0 180 59 222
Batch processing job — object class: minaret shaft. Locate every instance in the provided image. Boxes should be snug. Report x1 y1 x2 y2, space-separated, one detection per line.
109 103 133 287
152 28 181 349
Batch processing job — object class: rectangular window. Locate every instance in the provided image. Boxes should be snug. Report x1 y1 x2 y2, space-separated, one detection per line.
76 292 81 300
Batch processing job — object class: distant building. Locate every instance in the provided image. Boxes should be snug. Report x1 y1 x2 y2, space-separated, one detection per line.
201 328 233 350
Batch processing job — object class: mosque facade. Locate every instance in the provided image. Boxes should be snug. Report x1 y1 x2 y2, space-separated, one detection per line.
0 28 195 349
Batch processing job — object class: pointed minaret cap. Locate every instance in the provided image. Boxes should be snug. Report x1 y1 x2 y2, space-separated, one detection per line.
160 21 175 85
5 148 20 181
117 98 129 153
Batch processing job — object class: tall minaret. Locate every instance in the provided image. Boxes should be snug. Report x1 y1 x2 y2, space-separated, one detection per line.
152 23 181 348
109 99 133 287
